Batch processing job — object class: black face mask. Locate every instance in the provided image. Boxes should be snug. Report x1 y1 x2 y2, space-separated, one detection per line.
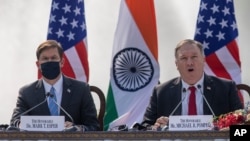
41 61 60 80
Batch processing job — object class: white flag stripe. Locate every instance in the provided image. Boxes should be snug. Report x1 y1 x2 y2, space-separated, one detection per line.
204 63 216 76
83 38 88 52
109 91 151 128
109 112 130 129
216 46 241 83
64 47 86 82
110 79 154 115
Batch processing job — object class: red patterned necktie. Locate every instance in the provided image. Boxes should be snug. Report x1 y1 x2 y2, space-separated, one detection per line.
188 86 197 115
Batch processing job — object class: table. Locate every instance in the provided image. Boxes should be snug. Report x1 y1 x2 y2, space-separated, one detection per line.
0 130 229 140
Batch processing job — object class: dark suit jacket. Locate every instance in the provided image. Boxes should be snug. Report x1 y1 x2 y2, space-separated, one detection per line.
10 75 100 131
141 74 243 127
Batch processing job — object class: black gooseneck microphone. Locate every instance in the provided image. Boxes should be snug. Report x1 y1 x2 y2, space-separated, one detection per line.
6 93 50 131
48 93 78 132
130 122 147 131
197 85 219 130
169 88 187 116
160 88 187 131
197 84 215 117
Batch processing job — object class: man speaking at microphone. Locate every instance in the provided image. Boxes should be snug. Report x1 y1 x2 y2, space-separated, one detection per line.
141 39 243 130
10 40 100 131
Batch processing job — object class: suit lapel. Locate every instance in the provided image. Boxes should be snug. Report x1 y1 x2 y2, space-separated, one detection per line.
35 79 51 115
203 75 214 115
171 78 183 115
60 76 72 115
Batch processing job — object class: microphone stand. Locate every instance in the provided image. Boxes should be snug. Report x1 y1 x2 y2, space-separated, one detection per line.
197 85 216 117
169 88 187 116
161 88 187 131
6 93 50 131
197 85 218 130
48 93 78 132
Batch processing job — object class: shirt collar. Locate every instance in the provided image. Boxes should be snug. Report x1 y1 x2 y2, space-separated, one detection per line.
181 73 204 90
42 75 63 94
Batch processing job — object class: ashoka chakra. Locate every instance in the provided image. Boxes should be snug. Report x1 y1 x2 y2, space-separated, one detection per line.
113 48 154 92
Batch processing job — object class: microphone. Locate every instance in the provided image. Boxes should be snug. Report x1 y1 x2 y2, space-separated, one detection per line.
169 88 187 116
6 93 50 131
108 124 128 131
48 93 78 132
197 85 215 117
160 88 187 131
129 122 147 131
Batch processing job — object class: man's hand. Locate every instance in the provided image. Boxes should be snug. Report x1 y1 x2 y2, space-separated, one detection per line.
64 121 85 132
152 116 169 130
64 121 74 128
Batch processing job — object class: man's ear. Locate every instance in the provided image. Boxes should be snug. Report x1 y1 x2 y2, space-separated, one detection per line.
60 58 65 67
175 60 179 70
36 61 40 69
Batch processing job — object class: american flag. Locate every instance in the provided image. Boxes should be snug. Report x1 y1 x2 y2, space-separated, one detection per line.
194 0 241 83
46 0 89 82
194 0 242 101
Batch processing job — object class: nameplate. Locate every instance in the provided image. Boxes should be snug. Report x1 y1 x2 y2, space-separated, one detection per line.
169 115 213 131
20 116 64 131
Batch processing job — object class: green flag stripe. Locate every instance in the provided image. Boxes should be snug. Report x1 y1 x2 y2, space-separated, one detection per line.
104 83 118 131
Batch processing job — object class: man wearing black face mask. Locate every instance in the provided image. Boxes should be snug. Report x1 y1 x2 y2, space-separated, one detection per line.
10 40 100 131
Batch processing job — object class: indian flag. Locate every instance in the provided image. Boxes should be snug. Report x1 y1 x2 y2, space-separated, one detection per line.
104 0 159 130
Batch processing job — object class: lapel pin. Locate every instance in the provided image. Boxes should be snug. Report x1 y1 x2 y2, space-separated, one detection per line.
206 86 211 90
67 89 71 93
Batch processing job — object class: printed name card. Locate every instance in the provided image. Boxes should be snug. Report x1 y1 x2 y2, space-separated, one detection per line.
20 116 64 131
168 115 213 131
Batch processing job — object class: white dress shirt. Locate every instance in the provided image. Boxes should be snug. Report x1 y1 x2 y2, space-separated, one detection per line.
181 74 204 115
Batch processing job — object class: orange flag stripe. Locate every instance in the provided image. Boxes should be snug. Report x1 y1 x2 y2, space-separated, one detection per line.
126 0 158 61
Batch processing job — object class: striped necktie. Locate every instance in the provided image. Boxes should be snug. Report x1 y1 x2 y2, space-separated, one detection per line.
48 87 58 115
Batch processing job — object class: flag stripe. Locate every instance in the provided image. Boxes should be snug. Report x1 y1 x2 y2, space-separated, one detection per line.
217 46 241 83
64 44 87 82
126 0 158 60
205 52 231 79
75 40 89 81
77 39 89 81
206 46 241 84
104 84 118 130
227 39 241 67
62 54 75 78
